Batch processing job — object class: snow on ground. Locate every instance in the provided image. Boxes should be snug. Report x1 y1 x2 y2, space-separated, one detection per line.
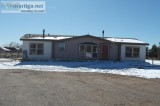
146 59 160 65
0 59 160 79
0 58 13 62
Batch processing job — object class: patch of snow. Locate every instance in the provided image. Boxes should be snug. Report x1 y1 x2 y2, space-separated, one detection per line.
146 59 160 65
0 60 160 79
0 58 12 62
0 47 10 51
107 68 160 79
29 37 72 40
106 38 146 44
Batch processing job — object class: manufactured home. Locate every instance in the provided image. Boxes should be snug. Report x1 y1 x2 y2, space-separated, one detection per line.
20 34 148 61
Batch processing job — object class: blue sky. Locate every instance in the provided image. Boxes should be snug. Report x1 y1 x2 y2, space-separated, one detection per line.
0 0 160 48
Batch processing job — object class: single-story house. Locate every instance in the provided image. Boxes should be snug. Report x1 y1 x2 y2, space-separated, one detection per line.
20 34 148 61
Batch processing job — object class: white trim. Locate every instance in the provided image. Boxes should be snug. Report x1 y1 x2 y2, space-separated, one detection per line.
121 44 146 61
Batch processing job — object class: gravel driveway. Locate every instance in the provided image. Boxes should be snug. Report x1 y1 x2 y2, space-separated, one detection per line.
0 69 159 106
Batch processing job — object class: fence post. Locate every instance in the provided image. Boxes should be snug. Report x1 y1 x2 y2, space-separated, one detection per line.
152 58 155 65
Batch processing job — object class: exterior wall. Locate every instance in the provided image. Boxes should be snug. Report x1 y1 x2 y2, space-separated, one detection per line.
109 43 118 60
120 44 146 61
23 41 52 60
22 36 146 61
54 36 108 60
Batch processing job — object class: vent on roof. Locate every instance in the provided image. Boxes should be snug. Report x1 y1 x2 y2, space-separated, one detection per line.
102 30 104 39
43 29 45 38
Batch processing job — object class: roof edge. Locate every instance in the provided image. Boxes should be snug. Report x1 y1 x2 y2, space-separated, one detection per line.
117 42 149 45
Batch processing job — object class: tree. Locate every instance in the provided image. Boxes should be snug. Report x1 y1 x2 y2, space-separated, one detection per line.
4 42 22 48
146 47 149 58
150 44 158 58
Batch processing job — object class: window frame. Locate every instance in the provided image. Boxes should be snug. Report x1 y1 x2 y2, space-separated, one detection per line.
29 43 44 55
30 44 37 55
79 45 85 53
58 42 66 51
79 44 98 59
125 46 140 58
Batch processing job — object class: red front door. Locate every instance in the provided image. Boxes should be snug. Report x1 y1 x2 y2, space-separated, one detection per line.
101 45 109 60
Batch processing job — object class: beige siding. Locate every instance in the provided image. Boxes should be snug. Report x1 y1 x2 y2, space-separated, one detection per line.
54 36 108 60
22 36 121 61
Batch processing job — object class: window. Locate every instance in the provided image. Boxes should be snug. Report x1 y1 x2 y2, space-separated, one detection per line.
86 45 92 52
79 44 98 58
92 46 98 58
133 48 140 58
79 45 85 53
58 43 65 51
93 46 98 53
125 47 132 58
30 44 37 55
30 43 44 55
37 44 44 55
125 47 140 58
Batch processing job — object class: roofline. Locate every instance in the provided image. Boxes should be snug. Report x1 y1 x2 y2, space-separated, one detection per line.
104 37 138 40
20 38 52 41
20 34 76 41
117 42 149 45
57 35 111 42
20 34 149 45
20 34 112 42
20 39 54 41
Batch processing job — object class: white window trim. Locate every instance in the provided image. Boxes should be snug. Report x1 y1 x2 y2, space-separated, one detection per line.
79 44 98 59
29 43 44 55
125 46 140 58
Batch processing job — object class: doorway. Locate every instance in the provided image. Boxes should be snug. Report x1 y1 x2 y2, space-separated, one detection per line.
101 44 109 60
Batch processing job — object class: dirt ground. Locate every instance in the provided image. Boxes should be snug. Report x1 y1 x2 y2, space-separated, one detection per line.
0 69 159 106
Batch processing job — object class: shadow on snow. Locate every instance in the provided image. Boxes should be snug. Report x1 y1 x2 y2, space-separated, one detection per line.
15 60 160 70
